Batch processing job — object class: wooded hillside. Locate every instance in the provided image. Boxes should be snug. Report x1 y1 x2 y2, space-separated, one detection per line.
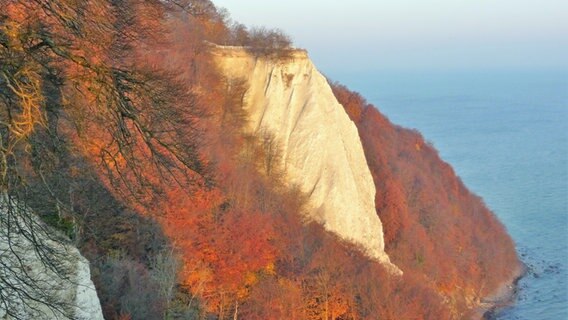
1 0 519 319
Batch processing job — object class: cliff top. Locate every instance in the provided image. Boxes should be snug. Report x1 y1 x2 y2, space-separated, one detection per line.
207 42 309 60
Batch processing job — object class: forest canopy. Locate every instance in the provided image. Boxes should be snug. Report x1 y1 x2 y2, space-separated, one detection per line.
0 0 519 319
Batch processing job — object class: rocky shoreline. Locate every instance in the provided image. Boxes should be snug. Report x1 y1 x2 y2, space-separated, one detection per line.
471 263 527 319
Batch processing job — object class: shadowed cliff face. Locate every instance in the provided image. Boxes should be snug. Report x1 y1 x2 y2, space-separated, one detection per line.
211 45 399 273
0 200 104 320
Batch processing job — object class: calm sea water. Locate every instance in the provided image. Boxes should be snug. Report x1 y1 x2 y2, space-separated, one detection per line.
330 69 568 319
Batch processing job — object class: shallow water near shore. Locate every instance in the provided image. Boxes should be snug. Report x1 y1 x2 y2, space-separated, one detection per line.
330 68 568 319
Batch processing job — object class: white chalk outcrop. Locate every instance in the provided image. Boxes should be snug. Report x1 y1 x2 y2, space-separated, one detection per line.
0 198 104 320
212 46 399 273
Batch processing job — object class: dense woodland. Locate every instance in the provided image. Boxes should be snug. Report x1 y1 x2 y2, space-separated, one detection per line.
0 0 519 319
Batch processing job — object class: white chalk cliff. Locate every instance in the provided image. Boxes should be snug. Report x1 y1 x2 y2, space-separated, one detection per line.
212 46 399 273
0 198 104 320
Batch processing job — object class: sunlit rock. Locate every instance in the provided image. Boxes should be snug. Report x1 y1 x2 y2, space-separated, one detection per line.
212 45 400 274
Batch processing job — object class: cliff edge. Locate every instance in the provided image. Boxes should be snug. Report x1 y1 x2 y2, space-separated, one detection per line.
211 45 399 273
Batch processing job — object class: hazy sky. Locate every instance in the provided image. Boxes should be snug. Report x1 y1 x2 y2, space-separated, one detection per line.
213 0 568 73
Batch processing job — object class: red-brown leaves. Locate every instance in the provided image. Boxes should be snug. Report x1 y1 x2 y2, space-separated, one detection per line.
332 82 520 312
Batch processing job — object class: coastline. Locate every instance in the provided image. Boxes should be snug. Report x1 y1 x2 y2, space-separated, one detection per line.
470 262 527 319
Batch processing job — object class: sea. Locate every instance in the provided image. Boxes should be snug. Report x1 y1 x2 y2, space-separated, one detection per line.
330 68 568 319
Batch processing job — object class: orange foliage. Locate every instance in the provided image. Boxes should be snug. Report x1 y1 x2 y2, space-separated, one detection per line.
4 0 520 317
156 185 277 311
332 82 520 312
74 9 518 318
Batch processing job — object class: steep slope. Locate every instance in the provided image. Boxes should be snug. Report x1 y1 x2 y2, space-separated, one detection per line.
0 0 522 316
332 83 522 317
211 46 398 272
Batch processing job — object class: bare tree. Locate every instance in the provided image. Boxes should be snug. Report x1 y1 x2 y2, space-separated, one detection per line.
0 196 77 319
225 24 293 58
151 248 181 318
248 27 292 50
0 0 210 317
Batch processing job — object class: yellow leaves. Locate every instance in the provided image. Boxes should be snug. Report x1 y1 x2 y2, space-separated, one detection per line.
236 271 259 299
1 5 47 147
265 262 276 275
182 264 213 291
237 267 276 299
2 65 46 141
244 271 258 286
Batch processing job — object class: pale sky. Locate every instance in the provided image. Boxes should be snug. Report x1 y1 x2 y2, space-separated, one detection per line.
213 0 568 73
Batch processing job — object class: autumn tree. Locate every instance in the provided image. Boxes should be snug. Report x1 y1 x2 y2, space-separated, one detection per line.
0 0 214 316
331 82 519 316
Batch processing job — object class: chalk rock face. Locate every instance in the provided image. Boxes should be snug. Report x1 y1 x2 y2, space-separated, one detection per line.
0 199 104 319
212 46 399 272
